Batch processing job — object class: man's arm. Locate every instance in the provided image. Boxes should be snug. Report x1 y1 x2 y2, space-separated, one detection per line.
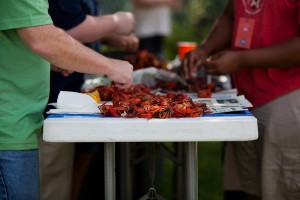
199 0 234 55
238 37 300 69
205 36 300 75
67 12 135 43
182 0 234 79
17 24 133 88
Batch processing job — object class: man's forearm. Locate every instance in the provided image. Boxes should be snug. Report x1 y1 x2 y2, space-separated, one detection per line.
201 15 234 55
17 24 114 75
239 37 300 69
200 0 234 56
66 15 119 43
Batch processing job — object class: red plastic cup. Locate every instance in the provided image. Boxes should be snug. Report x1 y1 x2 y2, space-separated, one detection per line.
177 42 197 59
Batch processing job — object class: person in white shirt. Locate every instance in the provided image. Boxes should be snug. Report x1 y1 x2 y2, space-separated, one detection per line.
132 0 181 58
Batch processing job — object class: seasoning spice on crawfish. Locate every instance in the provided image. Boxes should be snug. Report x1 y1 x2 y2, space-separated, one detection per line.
95 84 208 118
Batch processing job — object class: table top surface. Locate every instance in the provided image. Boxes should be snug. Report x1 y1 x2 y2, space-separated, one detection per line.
43 111 258 142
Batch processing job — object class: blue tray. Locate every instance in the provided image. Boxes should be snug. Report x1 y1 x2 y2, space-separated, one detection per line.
47 110 252 118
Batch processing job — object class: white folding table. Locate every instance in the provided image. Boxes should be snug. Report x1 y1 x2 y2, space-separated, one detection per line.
43 112 258 200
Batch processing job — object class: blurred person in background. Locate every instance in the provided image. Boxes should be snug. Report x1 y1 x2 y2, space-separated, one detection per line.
0 0 133 200
132 0 181 59
182 0 300 200
39 1 139 200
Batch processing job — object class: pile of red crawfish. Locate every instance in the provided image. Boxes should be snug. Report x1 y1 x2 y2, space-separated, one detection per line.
123 50 215 97
89 84 208 119
124 50 168 71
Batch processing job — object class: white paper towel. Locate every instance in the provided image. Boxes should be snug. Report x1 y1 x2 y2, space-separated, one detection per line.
47 91 100 114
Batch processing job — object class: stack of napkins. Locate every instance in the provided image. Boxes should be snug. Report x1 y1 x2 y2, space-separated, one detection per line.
47 91 99 114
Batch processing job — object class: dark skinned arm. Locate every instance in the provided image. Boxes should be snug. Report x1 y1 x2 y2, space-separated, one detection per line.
240 36 300 69
200 0 234 56
205 30 300 75
182 0 234 79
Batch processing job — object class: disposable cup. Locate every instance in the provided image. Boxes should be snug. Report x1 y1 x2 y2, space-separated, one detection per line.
177 42 197 59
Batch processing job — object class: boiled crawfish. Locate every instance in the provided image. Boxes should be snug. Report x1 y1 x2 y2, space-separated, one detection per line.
94 84 207 119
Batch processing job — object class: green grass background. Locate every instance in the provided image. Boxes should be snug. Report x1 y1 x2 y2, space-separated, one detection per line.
158 142 224 200
197 142 223 200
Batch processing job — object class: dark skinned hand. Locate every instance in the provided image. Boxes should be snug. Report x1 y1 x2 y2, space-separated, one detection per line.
204 50 242 75
181 49 208 80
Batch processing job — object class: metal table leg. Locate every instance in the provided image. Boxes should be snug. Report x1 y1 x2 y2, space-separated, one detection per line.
175 143 184 200
104 142 116 200
120 143 132 200
184 142 198 200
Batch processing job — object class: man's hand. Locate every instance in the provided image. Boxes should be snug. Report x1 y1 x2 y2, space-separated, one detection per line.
50 65 73 77
181 49 208 80
106 59 134 89
205 50 242 75
113 12 136 35
104 34 139 52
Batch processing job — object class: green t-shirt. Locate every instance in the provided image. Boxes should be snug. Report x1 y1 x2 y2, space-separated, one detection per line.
0 0 53 150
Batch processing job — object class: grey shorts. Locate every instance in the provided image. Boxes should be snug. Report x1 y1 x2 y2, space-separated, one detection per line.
224 89 300 200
